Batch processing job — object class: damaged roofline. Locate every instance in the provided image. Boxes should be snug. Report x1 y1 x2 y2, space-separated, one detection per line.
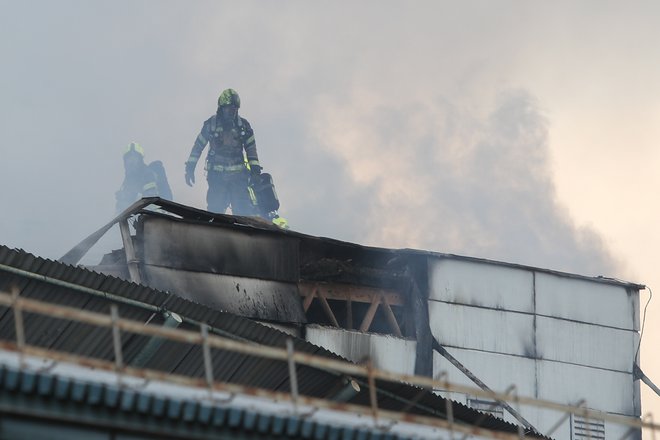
59 197 644 291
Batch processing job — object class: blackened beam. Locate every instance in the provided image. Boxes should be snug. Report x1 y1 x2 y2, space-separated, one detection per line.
432 337 538 433
399 262 433 378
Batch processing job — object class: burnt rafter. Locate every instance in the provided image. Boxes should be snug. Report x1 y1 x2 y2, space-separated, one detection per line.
298 282 404 337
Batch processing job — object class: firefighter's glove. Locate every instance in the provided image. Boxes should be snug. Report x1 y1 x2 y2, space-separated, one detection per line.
272 216 289 230
185 162 196 187
250 165 262 176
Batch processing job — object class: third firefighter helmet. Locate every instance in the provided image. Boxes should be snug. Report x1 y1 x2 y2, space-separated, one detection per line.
218 88 240 108
124 141 145 157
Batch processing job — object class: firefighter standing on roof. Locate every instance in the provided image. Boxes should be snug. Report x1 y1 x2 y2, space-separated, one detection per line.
116 142 173 213
185 89 261 215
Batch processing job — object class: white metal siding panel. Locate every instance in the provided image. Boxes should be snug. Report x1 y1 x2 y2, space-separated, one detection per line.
534 411 636 440
433 348 537 399
433 348 539 430
536 361 635 415
633 292 641 332
533 407 571 440
535 273 636 330
429 302 535 357
536 316 635 373
604 419 640 440
305 326 417 376
428 259 534 313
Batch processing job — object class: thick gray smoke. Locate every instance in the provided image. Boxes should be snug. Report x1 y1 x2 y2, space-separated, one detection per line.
286 88 618 275
0 1 619 276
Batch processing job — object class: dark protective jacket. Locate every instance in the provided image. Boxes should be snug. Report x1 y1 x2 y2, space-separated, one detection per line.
186 114 259 172
115 161 172 213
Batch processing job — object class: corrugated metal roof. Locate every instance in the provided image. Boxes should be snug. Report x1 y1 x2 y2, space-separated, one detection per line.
0 244 540 437
0 364 420 440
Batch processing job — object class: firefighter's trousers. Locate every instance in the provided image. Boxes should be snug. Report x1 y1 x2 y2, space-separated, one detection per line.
206 170 255 216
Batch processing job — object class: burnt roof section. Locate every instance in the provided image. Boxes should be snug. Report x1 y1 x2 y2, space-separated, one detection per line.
0 244 541 437
60 197 644 291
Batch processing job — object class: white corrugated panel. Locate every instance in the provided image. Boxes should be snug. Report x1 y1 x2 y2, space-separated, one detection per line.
433 348 539 430
428 258 534 313
535 273 637 330
433 347 537 399
532 406 571 439
537 360 635 415
429 302 535 357
526 406 638 440
305 326 417 375
604 419 640 440
536 316 635 373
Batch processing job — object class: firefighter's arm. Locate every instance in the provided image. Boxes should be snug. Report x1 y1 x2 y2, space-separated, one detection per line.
185 119 211 186
242 120 261 175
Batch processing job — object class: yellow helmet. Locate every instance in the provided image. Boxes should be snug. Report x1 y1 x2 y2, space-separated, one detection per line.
218 89 241 108
124 142 145 157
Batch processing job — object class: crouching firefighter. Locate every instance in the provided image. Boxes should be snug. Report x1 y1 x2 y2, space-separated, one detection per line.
116 142 173 213
246 166 289 229
185 88 261 216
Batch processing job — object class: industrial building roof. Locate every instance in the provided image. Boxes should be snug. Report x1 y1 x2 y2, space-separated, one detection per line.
0 244 535 437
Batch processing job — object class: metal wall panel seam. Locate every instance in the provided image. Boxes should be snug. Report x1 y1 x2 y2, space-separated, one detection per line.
533 272 539 399
427 299 537 316
422 252 643 290
430 297 639 333
436 344 635 375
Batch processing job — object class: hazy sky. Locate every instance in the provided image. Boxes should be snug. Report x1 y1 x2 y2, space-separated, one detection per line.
1 0 659 422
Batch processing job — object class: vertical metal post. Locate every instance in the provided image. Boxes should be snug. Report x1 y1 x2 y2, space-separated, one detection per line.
286 338 299 413
367 359 379 421
644 413 656 440
119 219 142 284
11 286 25 367
201 324 214 393
650 414 656 440
582 404 592 440
437 372 454 440
445 397 455 440
510 385 525 440
110 305 124 376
